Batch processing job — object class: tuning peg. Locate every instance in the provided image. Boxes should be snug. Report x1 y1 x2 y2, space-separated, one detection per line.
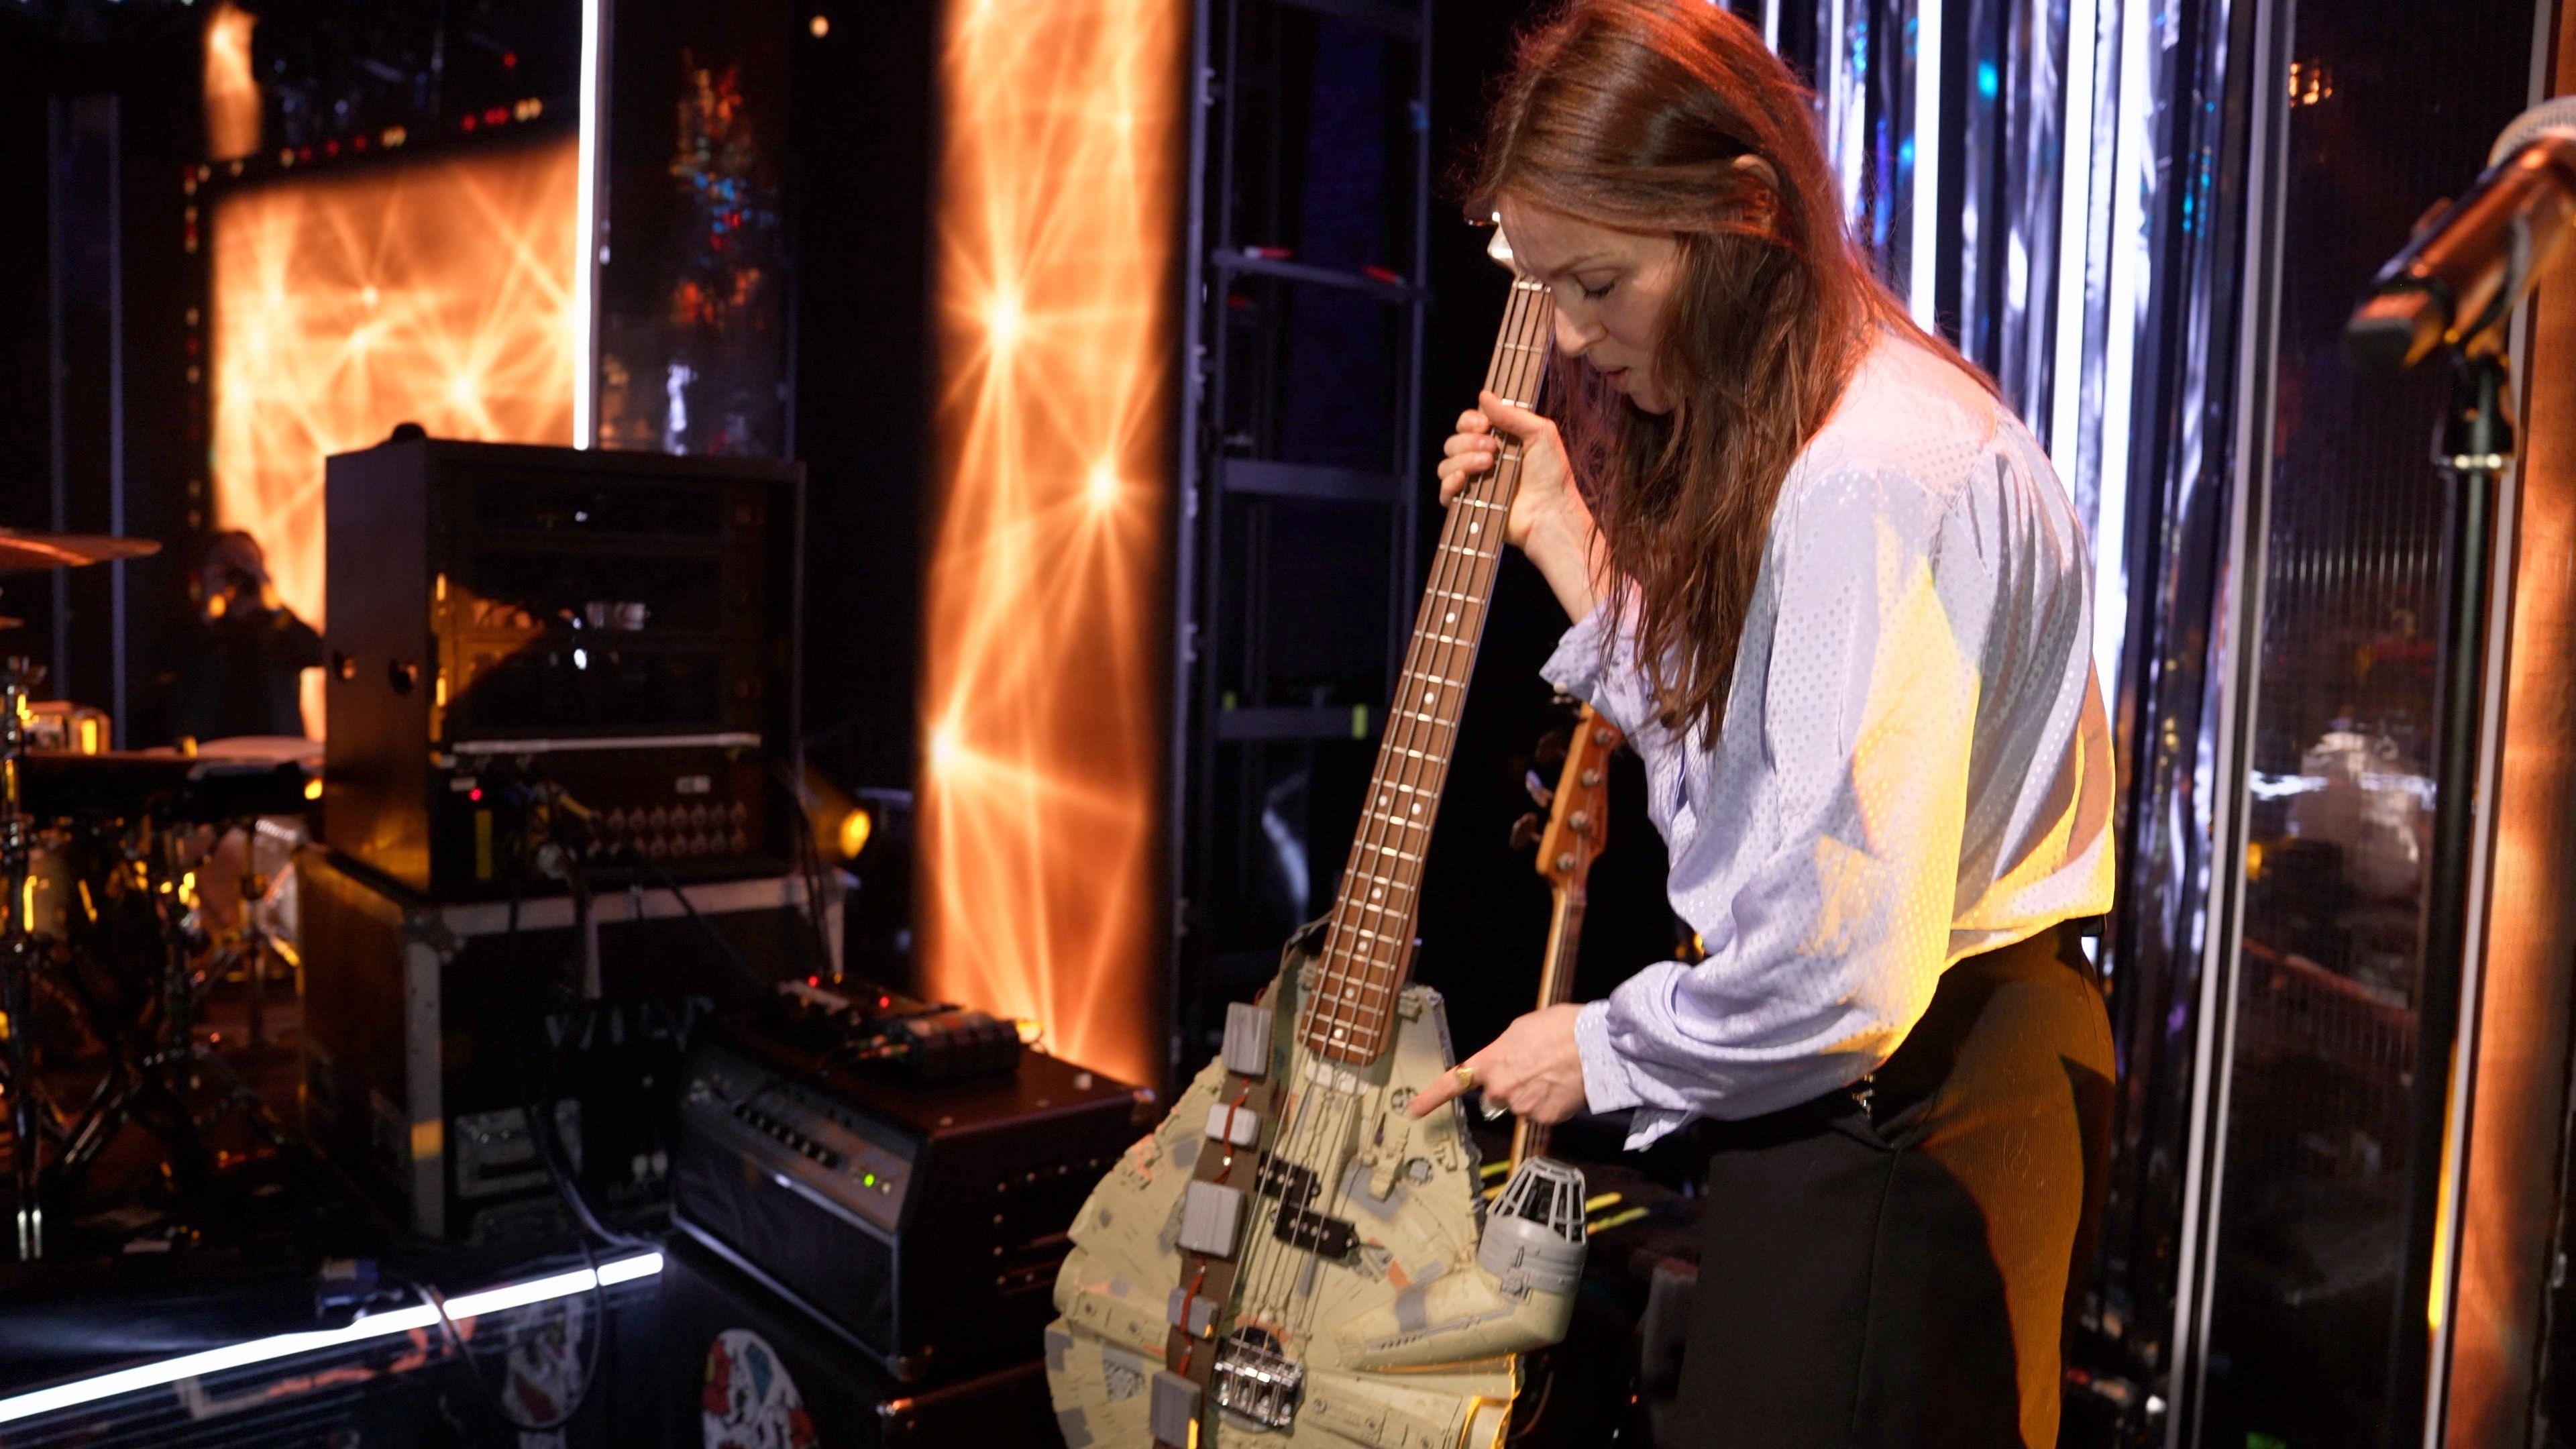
1509 812 1542 850
1522 769 1554 810
1534 727 1571 770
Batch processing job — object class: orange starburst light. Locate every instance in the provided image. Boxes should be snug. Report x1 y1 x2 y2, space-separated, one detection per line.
208 140 580 735
919 0 1183 1089
202 1 260 164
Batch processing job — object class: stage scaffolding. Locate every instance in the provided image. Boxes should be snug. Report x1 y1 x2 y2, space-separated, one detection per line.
1167 0 1437 1070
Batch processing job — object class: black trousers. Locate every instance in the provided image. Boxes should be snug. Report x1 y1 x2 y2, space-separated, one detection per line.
1664 924 2114 1449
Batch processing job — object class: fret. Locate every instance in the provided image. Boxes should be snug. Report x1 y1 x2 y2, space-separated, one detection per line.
1340 871 1415 896
1337 920 1414 943
1373 844 1423 863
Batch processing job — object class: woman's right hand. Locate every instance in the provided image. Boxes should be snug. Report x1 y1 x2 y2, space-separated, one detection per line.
1436 389 1603 621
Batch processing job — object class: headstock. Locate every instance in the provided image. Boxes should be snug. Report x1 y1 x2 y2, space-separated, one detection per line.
1529 702 1620 892
1487 213 1528 278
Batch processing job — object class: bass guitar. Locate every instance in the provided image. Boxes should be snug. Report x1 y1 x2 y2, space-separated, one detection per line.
1045 230 1587 1448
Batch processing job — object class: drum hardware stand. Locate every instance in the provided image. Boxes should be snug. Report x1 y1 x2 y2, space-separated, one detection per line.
45 815 287 1209
3 655 45 1258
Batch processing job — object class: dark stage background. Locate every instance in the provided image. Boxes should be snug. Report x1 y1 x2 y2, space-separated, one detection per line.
0 0 1677 1066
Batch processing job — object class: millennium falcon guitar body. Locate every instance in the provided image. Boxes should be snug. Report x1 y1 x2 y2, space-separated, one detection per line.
1049 951 1583 1448
1046 229 1584 1447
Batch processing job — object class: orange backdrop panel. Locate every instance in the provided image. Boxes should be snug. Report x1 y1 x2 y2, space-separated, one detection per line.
209 137 580 735
918 0 1183 1089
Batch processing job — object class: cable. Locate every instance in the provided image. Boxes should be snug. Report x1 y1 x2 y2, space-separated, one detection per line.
405 1249 606 1435
616 848 769 996
768 758 847 980
523 999 654 1254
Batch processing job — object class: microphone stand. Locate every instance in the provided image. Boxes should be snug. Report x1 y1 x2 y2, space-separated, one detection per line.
2383 341 2511 1446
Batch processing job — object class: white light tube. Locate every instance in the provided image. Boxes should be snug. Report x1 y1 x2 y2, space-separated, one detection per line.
0 1252 663 1426
1909 0 1944 329
2048 0 2099 477
570 0 605 448
2091 0 2155 696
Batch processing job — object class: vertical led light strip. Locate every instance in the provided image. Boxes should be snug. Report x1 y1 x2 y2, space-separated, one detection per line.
1826 0 1862 222
1909 0 1943 327
1762 0 1781 54
919 0 1182 1089
2092 0 2154 697
2040 0 2123 701
2048 0 2099 475
570 0 605 448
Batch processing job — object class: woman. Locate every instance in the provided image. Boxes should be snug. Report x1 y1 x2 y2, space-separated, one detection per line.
1401 3 2117 1445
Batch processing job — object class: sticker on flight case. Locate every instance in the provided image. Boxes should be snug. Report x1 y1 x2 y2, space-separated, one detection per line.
702 1328 818 1449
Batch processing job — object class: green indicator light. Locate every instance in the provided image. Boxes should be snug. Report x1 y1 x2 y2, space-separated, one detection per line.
863 1173 877 1187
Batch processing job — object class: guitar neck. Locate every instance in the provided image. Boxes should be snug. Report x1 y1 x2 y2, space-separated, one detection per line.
1510 885 1587 1165
1299 276 1556 1067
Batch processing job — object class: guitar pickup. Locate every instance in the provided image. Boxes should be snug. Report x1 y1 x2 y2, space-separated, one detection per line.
1273 1202 1358 1259
1255 1154 1320 1205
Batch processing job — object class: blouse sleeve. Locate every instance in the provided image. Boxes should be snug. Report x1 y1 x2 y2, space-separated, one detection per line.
1550 466 2001 1140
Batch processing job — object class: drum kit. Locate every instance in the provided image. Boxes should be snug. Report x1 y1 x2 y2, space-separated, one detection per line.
2 527 318 1261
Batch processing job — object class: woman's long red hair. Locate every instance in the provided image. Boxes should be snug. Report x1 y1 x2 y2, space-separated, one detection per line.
1470 0 1974 739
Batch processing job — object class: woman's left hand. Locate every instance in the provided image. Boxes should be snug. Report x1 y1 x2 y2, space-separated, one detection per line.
1405 1003 1590 1125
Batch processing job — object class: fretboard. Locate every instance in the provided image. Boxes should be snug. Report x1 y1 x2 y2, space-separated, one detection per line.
1299 274 1556 1065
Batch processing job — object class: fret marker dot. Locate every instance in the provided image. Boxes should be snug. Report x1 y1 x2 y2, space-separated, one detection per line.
1468 521 1480 535
1444 611 1456 624
1372 888 1383 900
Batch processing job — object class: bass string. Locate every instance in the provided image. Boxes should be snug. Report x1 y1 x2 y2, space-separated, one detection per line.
1297 278 1555 1058
1239 278 1556 1335
1283 284 1551 1338
1298 277 1545 1052
1236 281 1552 1330
1305 281 1553 1055
1273 278 1547 1136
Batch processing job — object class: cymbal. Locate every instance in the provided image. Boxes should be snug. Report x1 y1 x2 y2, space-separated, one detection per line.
0 529 160 571
0 616 22 629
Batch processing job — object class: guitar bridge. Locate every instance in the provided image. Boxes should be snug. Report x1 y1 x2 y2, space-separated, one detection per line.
1213 1328 1304 1430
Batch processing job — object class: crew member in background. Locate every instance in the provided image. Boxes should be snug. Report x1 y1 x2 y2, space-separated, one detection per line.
164 529 324 743
1405 3 2116 1445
